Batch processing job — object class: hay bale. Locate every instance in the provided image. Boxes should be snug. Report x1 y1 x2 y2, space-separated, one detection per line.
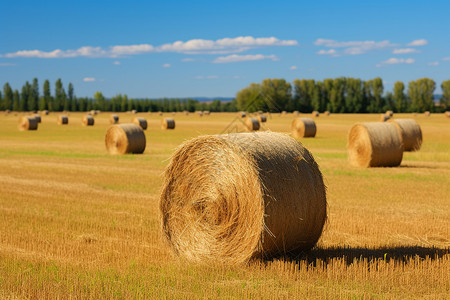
43 110 49 115
380 114 390 122
197 111 203 117
133 117 148 130
105 124 146 155
312 111 319 117
203 111 210 116
57 115 69 125
239 111 246 118
131 109 137 114
244 118 260 131
281 111 287 115
82 115 95 126
324 111 330 116
389 119 422 151
161 118 176 130
446 111 450 118
160 132 327 264
386 110 394 117
293 110 300 116
291 118 316 138
89 110 97 116
257 115 267 123
110 114 119 124
424 111 430 116
347 122 403 167
18 116 38 131
33 114 41 123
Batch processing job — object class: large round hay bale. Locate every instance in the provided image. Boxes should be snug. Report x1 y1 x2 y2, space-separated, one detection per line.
389 119 422 151
105 124 146 155
161 118 175 129
257 115 267 123
133 117 147 130
244 118 260 131
33 114 41 123
57 115 69 125
347 122 403 167
110 114 119 124
291 118 316 138
312 111 319 117
380 114 390 122
160 132 327 264
82 115 95 126
385 110 394 117
18 116 38 131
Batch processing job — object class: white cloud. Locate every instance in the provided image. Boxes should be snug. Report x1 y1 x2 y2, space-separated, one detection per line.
393 48 419 54
314 39 395 55
407 39 428 46
289 65 298 70
213 54 279 63
181 58 194 62
443 57 450 61
376 58 415 67
428 61 439 66
162 63 171 68
83 77 96 82
317 49 336 55
1 36 298 58
113 61 120 65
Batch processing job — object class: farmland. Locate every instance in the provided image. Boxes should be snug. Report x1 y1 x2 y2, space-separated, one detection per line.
0 112 449 298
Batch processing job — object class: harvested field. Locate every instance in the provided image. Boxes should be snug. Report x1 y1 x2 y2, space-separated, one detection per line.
0 112 448 298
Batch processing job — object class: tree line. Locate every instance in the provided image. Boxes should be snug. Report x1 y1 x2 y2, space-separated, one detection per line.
1 77 449 113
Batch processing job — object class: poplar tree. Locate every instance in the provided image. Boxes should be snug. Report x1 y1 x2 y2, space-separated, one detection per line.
440 80 450 110
2 83 13 110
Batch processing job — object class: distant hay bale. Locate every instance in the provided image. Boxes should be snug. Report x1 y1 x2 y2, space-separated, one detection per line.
244 118 260 131
324 111 330 116
386 110 394 117
133 117 148 130
293 110 300 116
203 111 210 116
257 115 267 123
291 118 316 138
347 122 403 167
110 114 119 124
43 110 49 115
82 115 95 126
389 119 422 151
105 124 146 155
197 111 203 117
281 111 287 115
424 111 430 116
239 111 246 118
131 110 137 114
184 110 189 116
446 111 450 118
33 114 41 123
57 115 69 125
18 116 38 131
160 132 327 264
161 118 175 129
312 111 319 117
89 110 97 116
380 114 390 122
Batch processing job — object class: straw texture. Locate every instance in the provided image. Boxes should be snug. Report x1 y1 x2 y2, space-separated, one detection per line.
386 110 394 117
57 115 69 125
257 115 267 123
291 118 316 138
105 124 146 155
110 114 119 124
389 119 422 151
245 118 260 131
312 111 319 117
160 132 327 264
133 117 148 130
324 111 330 116
82 115 95 126
380 114 390 122
33 114 41 123
161 118 176 129
347 122 403 167
18 116 38 131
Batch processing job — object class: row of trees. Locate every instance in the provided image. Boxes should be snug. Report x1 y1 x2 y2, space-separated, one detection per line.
1 77 449 113
236 77 449 113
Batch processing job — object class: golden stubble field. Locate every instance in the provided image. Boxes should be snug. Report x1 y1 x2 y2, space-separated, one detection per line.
0 111 449 299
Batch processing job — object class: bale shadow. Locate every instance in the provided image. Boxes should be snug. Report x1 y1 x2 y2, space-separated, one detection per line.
266 246 449 266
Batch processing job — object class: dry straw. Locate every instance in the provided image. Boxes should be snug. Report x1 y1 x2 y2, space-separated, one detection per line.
110 114 119 124
312 111 319 117
105 124 146 155
324 111 330 116
43 110 49 115
161 118 176 129
133 117 148 130
293 110 300 116
239 112 246 118
203 111 210 116
386 110 394 117
380 114 390 122
291 118 316 138
33 114 41 123
82 115 95 126
347 122 403 167
257 115 267 123
424 111 431 116
57 115 69 125
244 118 260 131
18 116 38 131
389 119 422 151
160 132 327 264
446 111 450 118
197 111 203 117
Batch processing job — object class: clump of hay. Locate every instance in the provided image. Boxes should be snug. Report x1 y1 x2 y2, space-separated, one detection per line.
33 114 42 123
446 111 450 118
239 112 246 118
197 111 203 117
386 110 394 117
281 111 287 115
312 111 319 117
203 111 210 116
89 110 97 116
105 124 146 155
82 115 95 126
291 118 316 138
424 111 431 116
161 118 176 130
131 110 137 114
347 122 403 167
380 114 390 122
160 132 327 264
257 115 267 123
110 114 119 124
57 115 69 125
18 116 38 131
43 110 49 115
389 119 422 151
324 111 330 116
244 118 260 131
293 110 300 116
133 117 148 130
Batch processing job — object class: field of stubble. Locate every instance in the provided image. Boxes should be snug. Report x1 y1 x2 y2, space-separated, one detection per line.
0 112 449 299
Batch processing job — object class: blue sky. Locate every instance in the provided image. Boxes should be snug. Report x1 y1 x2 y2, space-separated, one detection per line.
1 0 449 98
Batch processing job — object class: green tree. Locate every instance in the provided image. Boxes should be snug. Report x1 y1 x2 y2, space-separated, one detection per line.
293 79 315 112
440 80 450 110
29 78 39 111
330 77 346 113
13 90 20 111
54 78 64 111
68 83 77 111
393 81 408 112
236 83 263 112
2 82 13 110
409 78 435 112
43 80 52 111
20 81 31 111
261 78 292 112
121 94 129 112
